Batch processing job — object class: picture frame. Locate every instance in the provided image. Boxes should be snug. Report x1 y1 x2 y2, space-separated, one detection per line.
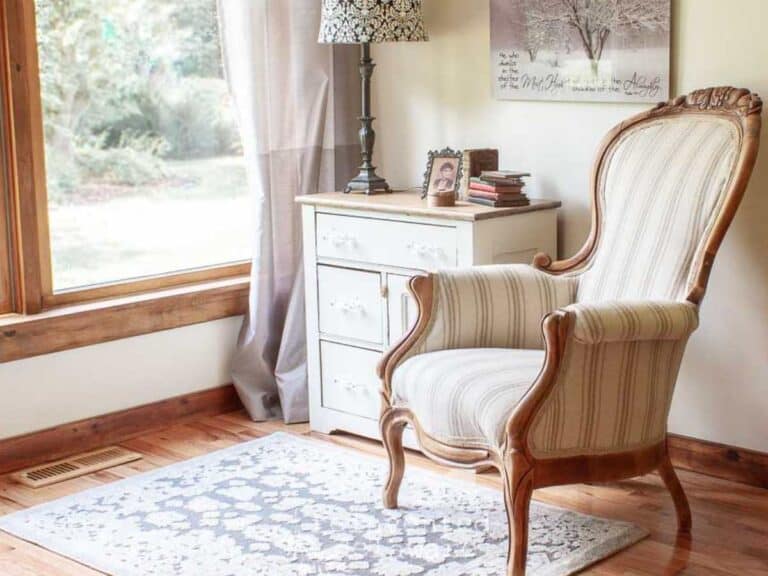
421 148 463 207
490 0 671 103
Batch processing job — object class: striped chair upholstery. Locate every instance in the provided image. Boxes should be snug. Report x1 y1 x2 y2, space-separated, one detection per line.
564 300 699 344
402 265 578 361
577 116 739 302
393 348 545 449
392 299 699 452
527 301 698 457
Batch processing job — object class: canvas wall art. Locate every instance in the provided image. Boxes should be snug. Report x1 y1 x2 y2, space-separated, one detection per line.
491 0 671 103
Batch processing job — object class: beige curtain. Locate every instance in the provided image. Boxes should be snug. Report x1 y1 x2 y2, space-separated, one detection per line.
219 0 359 422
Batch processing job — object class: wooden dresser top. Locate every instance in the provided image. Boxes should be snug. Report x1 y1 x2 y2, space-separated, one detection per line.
296 191 561 222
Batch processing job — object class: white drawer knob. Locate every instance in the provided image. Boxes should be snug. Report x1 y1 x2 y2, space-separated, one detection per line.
406 241 444 259
333 377 364 393
322 230 357 247
329 297 366 315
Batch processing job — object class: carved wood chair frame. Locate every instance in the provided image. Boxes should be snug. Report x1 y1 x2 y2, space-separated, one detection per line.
377 87 762 576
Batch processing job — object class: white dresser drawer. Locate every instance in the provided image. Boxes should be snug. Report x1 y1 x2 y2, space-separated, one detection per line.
316 213 457 270
321 341 381 420
318 265 383 344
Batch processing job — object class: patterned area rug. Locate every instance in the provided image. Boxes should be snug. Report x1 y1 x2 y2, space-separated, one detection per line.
0 433 646 575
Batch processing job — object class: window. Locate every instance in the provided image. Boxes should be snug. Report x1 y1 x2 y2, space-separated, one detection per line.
0 0 250 359
1 0 250 316
35 0 250 292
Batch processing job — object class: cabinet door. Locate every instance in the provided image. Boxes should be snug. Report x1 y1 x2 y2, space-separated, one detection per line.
387 274 419 346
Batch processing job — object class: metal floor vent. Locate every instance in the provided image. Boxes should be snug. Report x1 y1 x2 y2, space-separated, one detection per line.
12 446 142 488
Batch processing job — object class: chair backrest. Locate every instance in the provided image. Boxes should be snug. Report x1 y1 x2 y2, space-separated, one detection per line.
540 87 762 305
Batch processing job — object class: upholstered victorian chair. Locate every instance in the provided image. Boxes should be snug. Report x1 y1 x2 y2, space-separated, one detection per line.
378 87 762 576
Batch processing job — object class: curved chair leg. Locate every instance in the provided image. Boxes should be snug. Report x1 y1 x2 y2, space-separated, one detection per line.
658 451 692 533
381 408 408 509
502 452 534 576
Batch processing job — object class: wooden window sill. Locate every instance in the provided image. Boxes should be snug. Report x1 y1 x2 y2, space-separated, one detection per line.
0 277 249 362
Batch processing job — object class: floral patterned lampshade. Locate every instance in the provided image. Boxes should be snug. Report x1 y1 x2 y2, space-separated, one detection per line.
319 0 428 44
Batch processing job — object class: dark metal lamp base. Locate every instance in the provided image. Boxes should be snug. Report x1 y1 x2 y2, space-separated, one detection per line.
345 171 391 195
344 43 391 196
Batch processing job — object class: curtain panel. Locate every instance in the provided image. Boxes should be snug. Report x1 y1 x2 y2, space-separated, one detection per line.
219 0 359 422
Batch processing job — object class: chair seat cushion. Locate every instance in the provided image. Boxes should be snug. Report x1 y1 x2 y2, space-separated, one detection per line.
392 348 546 450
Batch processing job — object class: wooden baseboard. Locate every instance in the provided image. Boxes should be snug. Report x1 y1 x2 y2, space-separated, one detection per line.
3 394 765 490
668 433 768 489
0 385 243 475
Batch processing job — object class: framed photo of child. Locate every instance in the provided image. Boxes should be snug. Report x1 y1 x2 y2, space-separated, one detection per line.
421 148 463 207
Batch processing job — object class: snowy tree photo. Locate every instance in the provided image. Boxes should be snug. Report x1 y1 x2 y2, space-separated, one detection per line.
491 0 670 102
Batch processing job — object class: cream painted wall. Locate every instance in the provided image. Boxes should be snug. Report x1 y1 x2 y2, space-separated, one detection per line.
0 317 242 439
371 0 768 451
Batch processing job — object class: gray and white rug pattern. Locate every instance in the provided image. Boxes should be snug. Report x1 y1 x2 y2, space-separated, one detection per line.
0 433 646 575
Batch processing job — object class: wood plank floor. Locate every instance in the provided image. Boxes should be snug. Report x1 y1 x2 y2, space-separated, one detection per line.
0 411 766 575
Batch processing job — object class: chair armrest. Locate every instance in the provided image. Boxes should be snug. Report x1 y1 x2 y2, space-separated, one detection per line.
408 264 577 353
378 265 577 400
521 300 699 459
563 300 699 344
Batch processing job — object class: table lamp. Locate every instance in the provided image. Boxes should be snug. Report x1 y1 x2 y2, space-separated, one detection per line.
319 0 428 194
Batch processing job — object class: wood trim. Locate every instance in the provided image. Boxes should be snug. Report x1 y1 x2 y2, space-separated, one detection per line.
382 406 495 510
0 176 11 314
0 32 12 315
668 433 768 490
532 442 666 488
0 0 14 316
0 276 249 362
0 385 243 475
43 262 251 308
386 407 493 469
3 0 50 313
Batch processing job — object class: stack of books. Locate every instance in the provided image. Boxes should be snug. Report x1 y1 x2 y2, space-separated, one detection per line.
467 171 531 207
459 149 499 200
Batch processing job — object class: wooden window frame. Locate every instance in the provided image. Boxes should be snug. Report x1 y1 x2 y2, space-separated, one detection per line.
0 49 13 315
0 172 12 314
0 0 250 361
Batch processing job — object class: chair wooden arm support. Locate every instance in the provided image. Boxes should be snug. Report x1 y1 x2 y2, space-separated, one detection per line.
505 310 570 454
532 250 587 275
377 274 434 402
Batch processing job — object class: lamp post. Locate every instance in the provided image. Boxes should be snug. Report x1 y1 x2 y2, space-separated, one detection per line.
319 0 428 194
